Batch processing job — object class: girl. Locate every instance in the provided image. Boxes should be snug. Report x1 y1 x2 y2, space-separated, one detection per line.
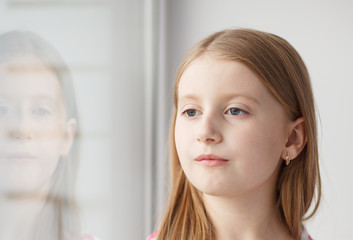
0 31 95 240
149 29 321 240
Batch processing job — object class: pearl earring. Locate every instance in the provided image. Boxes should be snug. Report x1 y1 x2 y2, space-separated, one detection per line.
285 153 290 165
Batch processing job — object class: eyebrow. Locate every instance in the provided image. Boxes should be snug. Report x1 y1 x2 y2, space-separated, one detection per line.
33 95 57 101
178 93 260 105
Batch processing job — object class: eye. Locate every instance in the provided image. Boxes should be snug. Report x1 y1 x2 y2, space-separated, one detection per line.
32 107 52 116
226 107 246 116
183 109 201 117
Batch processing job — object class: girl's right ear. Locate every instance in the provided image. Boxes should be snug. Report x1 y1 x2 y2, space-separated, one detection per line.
60 118 77 156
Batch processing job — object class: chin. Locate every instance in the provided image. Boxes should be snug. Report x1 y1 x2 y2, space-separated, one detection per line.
0 177 51 197
192 182 230 197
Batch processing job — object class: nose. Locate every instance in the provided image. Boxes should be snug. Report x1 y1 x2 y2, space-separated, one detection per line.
196 113 222 144
7 113 33 141
8 129 33 140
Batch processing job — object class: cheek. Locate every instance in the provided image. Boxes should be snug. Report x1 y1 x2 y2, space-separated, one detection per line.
174 119 194 166
34 120 66 145
231 119 286 167
0 116 67 193
174 120 186 158
0 119 67 159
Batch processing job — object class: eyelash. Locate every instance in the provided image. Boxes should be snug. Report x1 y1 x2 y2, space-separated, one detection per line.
0 105 53 118
225 107 247 116
182 109 201 117
181 107 248 118
32 107 52 116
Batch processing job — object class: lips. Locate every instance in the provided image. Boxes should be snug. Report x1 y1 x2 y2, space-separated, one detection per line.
195 154 228 166
6 153 36 161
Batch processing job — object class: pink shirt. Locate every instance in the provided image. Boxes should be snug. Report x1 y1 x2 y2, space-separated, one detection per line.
81 235 99 240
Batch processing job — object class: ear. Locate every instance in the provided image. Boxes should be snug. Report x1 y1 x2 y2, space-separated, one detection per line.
281 117 307 162
60 118 77 156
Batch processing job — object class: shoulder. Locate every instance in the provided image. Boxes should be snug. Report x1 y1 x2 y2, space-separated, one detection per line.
64 231 100 240
146 231 158 240
80 234 100 240
148 228 314 240
301 226 314 240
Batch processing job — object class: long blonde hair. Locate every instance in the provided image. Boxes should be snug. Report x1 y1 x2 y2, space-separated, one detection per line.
157 29 321 240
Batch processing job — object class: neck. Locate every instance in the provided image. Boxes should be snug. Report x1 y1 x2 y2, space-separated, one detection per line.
0 192 48 240
203 176 291 240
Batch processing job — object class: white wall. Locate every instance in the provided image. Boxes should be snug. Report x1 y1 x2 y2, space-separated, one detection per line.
165 0 353 239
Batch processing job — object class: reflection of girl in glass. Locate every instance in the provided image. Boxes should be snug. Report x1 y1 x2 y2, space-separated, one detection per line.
0 31 93 240
149 29 321 240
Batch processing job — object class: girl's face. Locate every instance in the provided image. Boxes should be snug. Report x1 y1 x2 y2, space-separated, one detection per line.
175 55 292 197
0 57 74 195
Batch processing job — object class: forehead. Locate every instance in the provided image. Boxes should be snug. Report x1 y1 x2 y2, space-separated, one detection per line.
0 56 62 101
178 55 272 102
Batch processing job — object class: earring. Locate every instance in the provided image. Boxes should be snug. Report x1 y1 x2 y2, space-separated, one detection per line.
285 153 290 165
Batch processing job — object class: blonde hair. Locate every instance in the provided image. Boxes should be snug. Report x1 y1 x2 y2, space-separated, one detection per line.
157 28 321 240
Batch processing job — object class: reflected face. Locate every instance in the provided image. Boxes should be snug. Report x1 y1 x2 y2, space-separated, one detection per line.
175 55 291 197
0 57 69 194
